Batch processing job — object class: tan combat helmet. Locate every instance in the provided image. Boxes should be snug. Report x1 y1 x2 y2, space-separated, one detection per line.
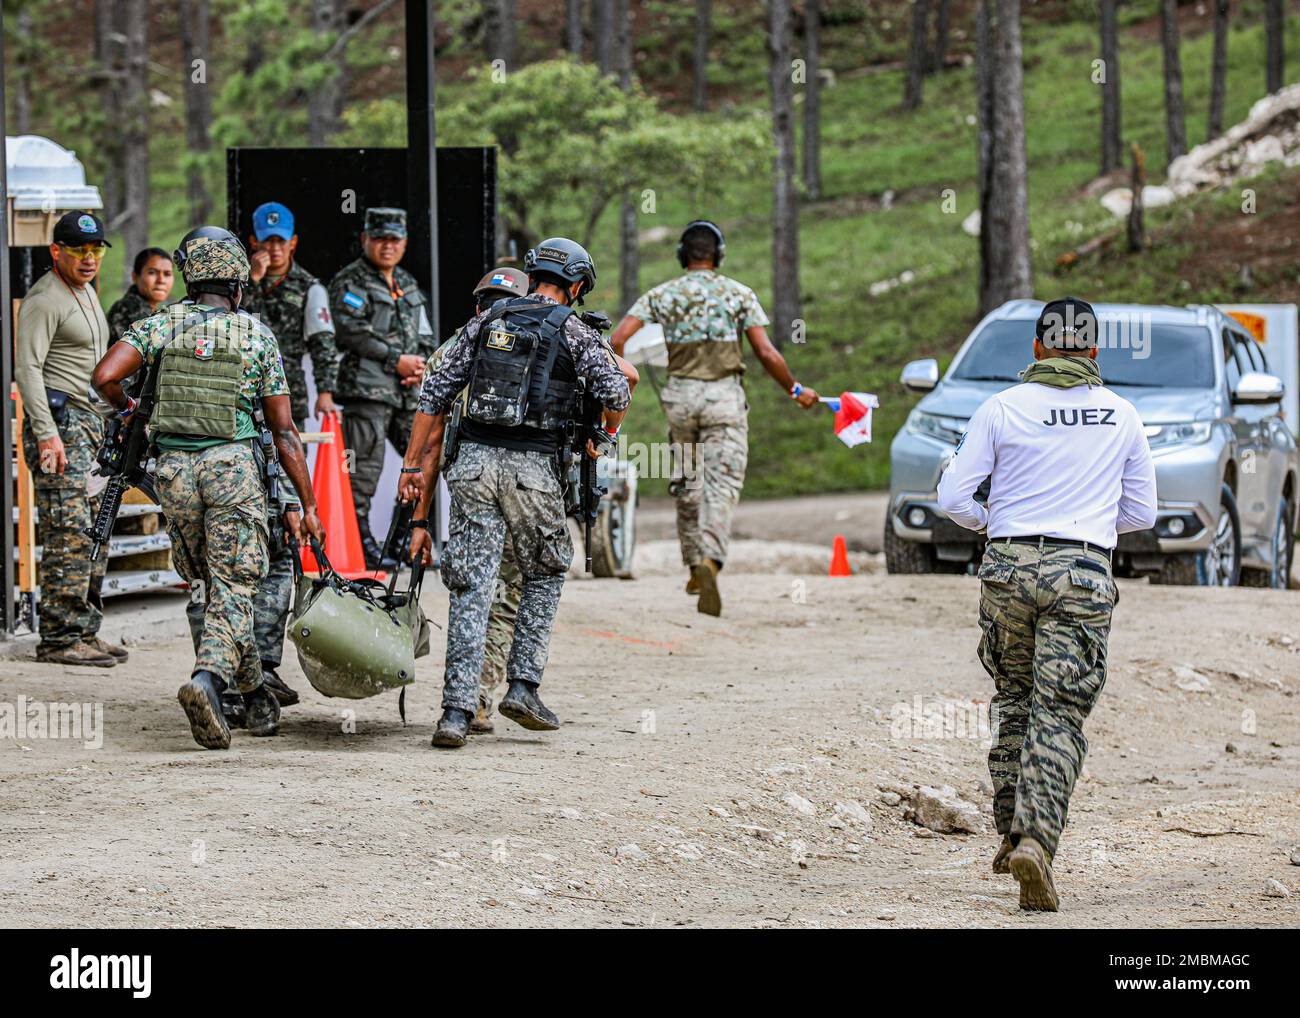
473 266 528 304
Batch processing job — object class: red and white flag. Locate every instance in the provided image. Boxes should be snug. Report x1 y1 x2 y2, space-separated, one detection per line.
821 391 880 448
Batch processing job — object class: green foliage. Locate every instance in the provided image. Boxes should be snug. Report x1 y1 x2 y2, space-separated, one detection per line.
348 59 767 249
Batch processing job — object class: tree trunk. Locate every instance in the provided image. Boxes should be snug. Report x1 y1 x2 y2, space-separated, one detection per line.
14 8 33 134
1207 1 1230 141
593 0 614 75
1127 142 1146 252
483 0 516 69
929 0 951 74
980 0 1033 315
1265 0 1284 94
903 0 930 111
122 0 149 283
803 0 821 201
1160 0 1187 164
617 0 638 313
179 0 213 223
768 0 801 347
308 0 349 146
94 0 125 231
1099 0 1122 174
566 0 583 56
692 0 711 112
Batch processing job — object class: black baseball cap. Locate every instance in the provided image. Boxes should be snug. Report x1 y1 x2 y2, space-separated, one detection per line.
1035 296 1096 351
52 210 111 247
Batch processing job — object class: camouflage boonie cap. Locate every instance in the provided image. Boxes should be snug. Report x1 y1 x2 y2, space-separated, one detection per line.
181 236 251 286
364 207 408 238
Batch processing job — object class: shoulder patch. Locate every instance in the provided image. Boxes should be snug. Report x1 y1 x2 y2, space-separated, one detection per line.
341 291 365 310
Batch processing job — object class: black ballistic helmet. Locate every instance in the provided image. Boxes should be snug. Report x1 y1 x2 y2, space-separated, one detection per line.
676 219 725 268
1035 296 1098 352
524 237 596 303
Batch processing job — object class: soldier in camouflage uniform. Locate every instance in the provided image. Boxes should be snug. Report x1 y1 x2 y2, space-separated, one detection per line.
106 247 174 344
937 297 1156 911
414 239 631 748
240 201 340 710
92 227 324 750
610 220 819 617
329 207 435 569
15 210 122 666
401 267 530 734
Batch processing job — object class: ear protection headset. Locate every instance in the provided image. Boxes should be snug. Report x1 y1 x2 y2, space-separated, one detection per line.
676 219 725 269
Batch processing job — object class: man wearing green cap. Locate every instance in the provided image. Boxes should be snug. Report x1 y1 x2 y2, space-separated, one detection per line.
328 207 435 569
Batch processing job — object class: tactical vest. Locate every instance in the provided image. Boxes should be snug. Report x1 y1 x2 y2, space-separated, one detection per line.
461 300 580 453
152 309 245 439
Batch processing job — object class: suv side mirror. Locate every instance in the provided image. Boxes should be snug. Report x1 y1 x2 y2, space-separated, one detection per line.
900 358 939 392
1232 371 1284 405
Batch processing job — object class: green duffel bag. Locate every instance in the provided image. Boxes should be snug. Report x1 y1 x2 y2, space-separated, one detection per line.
288 539 432 701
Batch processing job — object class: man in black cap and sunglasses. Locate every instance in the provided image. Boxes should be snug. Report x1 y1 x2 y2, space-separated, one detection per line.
937 296 1156 912
15 210 122 667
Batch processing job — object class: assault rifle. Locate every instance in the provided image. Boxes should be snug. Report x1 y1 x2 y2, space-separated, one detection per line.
563 382 614 573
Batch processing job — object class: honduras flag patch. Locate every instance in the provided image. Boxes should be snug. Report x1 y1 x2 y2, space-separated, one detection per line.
341 291 365 310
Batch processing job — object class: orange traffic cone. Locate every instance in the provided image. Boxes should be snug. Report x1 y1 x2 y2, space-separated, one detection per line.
829 533 852 577
300 412 382 581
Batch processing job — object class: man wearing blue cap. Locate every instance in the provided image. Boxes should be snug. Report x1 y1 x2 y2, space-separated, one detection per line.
244 202 339 426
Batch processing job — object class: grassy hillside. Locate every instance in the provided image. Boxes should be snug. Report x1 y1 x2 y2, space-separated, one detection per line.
602 3 1300 497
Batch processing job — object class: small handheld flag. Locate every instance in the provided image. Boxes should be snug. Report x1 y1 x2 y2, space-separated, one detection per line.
821 391 880 448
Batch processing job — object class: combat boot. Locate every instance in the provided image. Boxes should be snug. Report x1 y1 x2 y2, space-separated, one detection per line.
85 636 129 662
221 689 248 729
470 696 495 734
498 681 560 732
177 670 232 750
243 685 281 738
37 641 117 668
685 571 700 596
261 667 300 707
992 834 1014 875
1008 836 1059 912
432 708 473 748
692 559 722 617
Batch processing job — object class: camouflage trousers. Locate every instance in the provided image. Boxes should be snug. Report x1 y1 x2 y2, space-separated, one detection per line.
481 532 523 710
439 442 572 714
158 442 270 694
341 400 416 535
661 375 748 567
21 407 107 651
185 527 292 672
977 539 1117 858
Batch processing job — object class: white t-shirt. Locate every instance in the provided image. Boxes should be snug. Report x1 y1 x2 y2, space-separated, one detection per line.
937 378 1157 549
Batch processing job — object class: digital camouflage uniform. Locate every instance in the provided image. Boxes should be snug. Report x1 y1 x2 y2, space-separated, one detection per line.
241 261 338 426
977 540 1117 859
425 339 522 712
122 299 288 693
106 285 160 344
419 297 630 715
20 408 107 649
241 259 337 671
627 270 766 567
329 222 435 534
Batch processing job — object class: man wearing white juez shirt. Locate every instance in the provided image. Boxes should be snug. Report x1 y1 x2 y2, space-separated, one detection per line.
938 296 1156 913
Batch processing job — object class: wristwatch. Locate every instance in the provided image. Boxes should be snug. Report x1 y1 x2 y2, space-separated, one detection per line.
410 519 430 530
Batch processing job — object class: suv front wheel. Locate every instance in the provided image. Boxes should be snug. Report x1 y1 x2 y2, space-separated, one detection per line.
1153 484 1241 587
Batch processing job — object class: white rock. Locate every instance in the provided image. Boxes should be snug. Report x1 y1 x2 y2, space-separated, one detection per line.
1173 665 1213 693
961 209 981 237
880 791 903 807
783 792 817 817
1264 878 1291 898
833 800 874 828
764 762 807 777
909 785 982 834
615 843 647 860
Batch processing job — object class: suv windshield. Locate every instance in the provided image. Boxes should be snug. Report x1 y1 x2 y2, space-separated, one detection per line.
950 318 1216 388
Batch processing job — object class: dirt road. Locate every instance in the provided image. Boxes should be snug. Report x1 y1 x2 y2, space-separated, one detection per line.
2 565 1297 928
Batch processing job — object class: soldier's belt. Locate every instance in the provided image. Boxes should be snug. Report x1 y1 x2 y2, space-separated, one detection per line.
998 535 1112 561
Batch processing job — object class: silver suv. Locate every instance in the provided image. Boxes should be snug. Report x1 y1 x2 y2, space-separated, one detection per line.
887 300 1297 587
